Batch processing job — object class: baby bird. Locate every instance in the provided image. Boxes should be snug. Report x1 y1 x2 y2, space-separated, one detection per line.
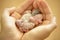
16 10 35 33
16 9 43 33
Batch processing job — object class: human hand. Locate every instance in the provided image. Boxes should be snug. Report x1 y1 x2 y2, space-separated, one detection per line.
1 0 34 40
15 0 56 40
1 7 23 40
1 0 57 40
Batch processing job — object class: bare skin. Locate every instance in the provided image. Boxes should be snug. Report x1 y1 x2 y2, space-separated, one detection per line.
16 10 35 33
30 14 43 25
15 9 43 33
1 0 56 40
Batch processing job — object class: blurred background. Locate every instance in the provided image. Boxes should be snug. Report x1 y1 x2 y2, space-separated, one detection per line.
0 0 60 40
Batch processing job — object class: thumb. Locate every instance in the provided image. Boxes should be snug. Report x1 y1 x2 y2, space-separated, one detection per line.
3 7 16 17
21 16 57 40
1 7 23 40
45 16 57 32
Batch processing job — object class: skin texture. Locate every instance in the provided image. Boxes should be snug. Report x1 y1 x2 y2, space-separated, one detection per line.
30 14 43 25
1 0 57 40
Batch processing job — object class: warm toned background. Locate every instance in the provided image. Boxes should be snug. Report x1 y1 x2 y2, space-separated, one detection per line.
0 0 60 40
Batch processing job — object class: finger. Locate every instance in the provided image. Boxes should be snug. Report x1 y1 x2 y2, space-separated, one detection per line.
33 0 38 9
9 7 16 15
27 5 33 10
38 16 56 33
16 0 34 15
11 12 21 20
3 7 16 17
37 0 53 20
37 0 44 13
46 16 57 32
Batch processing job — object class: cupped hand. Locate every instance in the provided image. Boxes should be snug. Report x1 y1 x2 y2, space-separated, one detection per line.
1 0 57 40
1 7 23 40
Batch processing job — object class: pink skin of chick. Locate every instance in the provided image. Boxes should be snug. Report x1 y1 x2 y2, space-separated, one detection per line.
30 14 43 25
15 14 43 33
